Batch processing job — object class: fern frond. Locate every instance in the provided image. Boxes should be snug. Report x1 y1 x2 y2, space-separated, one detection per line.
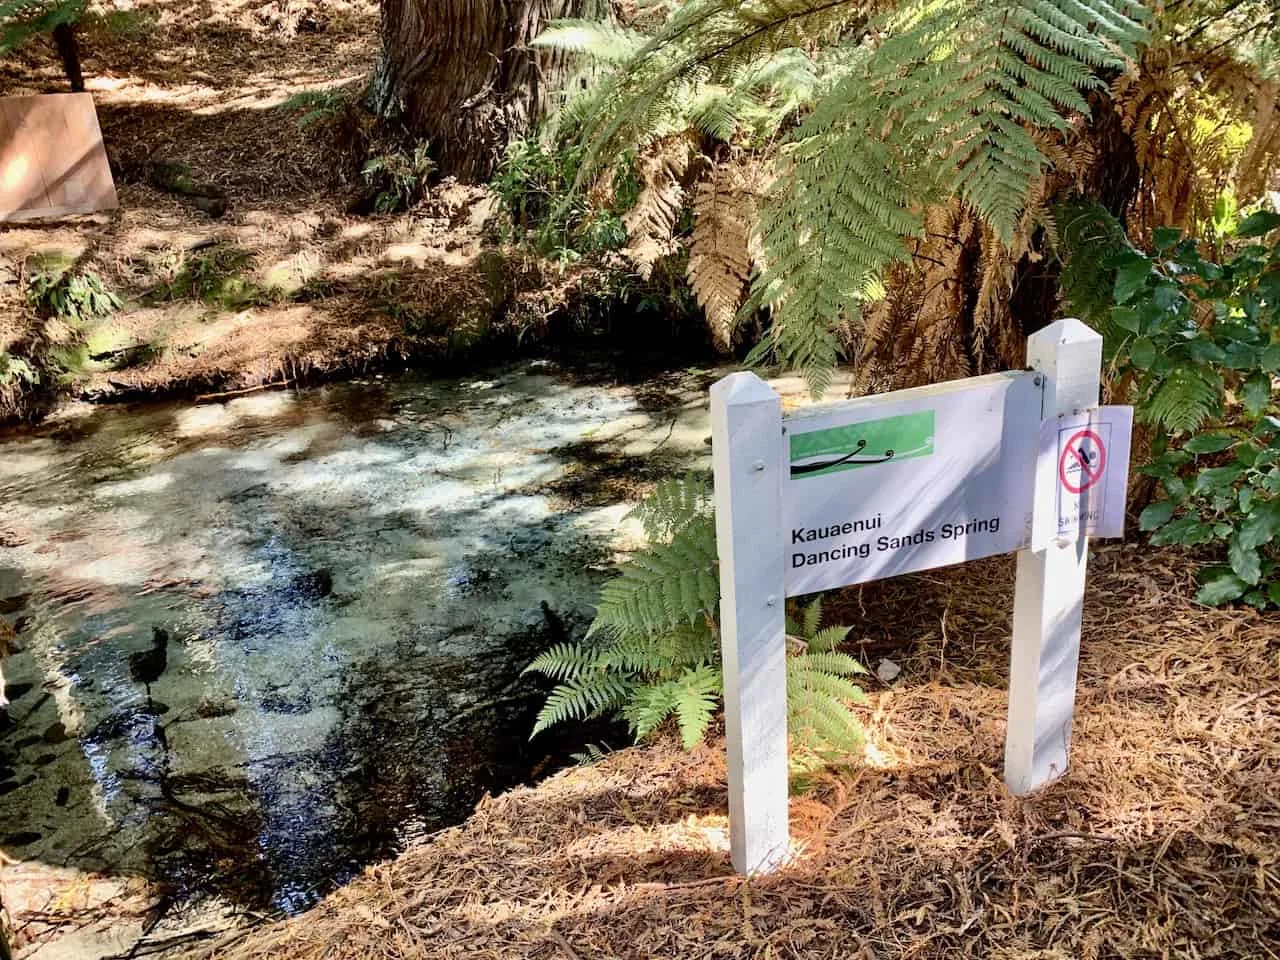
545 0 1149 389
689 84 744 141
673 664 723 747
1142 367 1223 433
794 651 867 680
531 673 635 737
620 664 722 746
591 513 719 637
789 663 869 704
531 465 868 769
800 596 823 641
533 19 648 64
1052 198 1134 331
808 625 852 653
524 642 601 681
598 619 717 674
788 682 866 755
626 474 712 540
621 138 694 275
688 162 758 349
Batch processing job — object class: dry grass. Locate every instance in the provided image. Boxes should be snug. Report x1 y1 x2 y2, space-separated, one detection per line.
202 546 1280 960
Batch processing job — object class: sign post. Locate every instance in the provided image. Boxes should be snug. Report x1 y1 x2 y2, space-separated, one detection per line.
1005 319 1103 794
710 373 790 874
710 318 1127 874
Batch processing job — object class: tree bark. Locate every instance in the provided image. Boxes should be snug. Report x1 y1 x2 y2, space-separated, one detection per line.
52 22 84 93
372 0 605 182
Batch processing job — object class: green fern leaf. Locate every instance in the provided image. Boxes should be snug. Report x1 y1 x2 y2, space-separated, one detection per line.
800 596 823 641
524 642 601 681
532 673 635 737
672 664 723 748
533 19 647 65
809 625 852 653
1143 367 1223 433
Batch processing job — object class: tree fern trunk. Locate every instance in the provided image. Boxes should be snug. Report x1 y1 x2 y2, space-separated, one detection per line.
372 0 605 181
52 22 83 93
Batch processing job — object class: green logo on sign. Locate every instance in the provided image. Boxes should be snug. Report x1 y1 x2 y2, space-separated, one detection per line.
789 410 934 478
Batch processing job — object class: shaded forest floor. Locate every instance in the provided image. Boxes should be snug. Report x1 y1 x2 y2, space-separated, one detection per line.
0 0 628 423
194 545 1280 960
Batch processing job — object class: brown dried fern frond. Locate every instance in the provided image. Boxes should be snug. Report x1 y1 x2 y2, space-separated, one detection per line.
622 137 697 278
1112 43 1277 236
687 159 761 351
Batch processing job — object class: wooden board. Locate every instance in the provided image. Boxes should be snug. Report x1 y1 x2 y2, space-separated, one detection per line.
0 92 118 223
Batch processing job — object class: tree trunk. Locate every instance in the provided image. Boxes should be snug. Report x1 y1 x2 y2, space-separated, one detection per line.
372 0 605 182
52 22 84 93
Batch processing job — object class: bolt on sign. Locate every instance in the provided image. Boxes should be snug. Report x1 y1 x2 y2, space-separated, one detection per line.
710 319 1132 875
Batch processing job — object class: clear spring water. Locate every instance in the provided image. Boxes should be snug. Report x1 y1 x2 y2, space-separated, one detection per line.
0 355 713 913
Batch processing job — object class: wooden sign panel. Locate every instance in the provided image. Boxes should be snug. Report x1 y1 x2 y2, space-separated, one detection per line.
0 92 118 222
782 371 1042 595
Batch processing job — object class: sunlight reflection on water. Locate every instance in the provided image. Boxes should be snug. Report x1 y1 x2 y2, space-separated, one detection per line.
0 358 710 911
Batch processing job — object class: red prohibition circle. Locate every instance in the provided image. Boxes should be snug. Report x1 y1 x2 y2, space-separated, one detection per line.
1059 428 1106 494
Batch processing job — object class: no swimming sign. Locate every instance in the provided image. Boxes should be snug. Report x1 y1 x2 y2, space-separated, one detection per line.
1032 406 1134 548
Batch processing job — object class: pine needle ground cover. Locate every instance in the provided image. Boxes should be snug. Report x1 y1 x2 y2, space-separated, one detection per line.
208 546 1279 960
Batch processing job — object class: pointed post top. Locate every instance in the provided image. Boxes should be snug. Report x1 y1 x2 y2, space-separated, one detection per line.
1028 317 1102 350
710 371 780 407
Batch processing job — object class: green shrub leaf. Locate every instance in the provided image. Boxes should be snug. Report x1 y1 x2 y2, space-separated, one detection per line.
1193 466 1243 494
1183 432 1234 454
1196 571 1248 606
1242 373 1273 418
1110 306 1140 334
1228 537 1263 585
1151 515 1214 546
1237 507 1278 551
1138 501 1175 530
1113 253 1152 304
1130 337 1157 369
1263 345 1280 373
1236 210 1280 238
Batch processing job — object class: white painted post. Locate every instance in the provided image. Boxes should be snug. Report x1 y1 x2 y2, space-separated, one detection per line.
710 371 790 874
1005 318 1104 794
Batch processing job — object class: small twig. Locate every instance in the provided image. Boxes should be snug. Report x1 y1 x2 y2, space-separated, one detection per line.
631 875 742 894
547 928 583 960
938 604 950 676
196 380 294 403
1037 830 1119 843
445 691 542 727
648 416 679 454
112 927 218 960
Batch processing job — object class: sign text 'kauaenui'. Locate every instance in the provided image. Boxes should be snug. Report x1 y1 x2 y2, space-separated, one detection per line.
783 372 1043 596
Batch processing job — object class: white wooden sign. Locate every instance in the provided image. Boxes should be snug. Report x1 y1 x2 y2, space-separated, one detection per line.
785 372 1041 595
710 318 1131 875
